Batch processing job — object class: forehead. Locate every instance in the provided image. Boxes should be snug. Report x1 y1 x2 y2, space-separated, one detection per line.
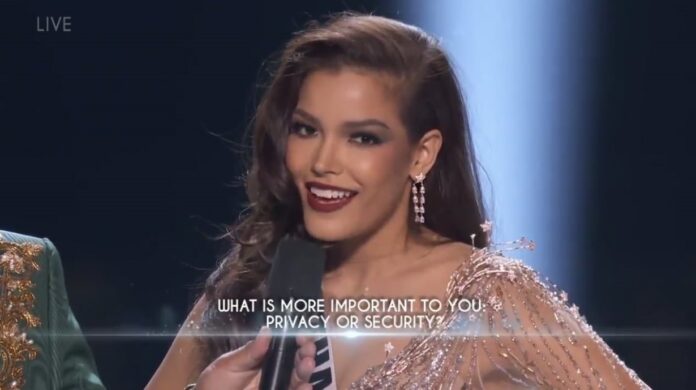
296 68 401 120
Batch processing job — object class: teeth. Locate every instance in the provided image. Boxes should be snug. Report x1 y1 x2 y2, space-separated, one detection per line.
309 187 353 199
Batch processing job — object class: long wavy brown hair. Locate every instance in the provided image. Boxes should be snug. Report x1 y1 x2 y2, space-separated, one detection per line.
197 11 491 367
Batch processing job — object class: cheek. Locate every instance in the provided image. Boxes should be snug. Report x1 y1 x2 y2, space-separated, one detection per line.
285 138 307 177
352 146 409 196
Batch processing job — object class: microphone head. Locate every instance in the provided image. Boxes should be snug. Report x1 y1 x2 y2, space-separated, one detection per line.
267 236 326 299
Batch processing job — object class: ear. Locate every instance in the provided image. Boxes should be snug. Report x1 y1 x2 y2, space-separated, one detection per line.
410 129 443 180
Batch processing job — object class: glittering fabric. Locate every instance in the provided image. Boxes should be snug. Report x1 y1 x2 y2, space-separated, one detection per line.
348 237 651 389
0 234 42 389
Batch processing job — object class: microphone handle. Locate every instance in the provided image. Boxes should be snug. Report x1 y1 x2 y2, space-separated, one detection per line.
259 309 299 390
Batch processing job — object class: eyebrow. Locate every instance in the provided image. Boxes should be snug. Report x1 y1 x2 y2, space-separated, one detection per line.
293 108 391 131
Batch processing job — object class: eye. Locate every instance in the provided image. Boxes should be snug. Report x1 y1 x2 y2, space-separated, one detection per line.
350 132 382 146
289 121 316 137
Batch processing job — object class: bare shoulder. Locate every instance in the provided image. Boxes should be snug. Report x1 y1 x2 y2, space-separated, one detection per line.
412 239 475 278
395 240 476 297
417 238 474 267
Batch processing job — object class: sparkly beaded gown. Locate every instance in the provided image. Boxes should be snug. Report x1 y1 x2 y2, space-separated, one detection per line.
337 237 652 389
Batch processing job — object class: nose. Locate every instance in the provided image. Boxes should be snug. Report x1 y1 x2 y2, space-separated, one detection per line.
311 136 342 176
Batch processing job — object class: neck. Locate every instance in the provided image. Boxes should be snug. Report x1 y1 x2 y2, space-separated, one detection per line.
322 223 451 297
325 223 446 277
327 223 412 270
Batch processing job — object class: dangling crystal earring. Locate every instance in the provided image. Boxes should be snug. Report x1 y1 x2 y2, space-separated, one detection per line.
412 172 426 224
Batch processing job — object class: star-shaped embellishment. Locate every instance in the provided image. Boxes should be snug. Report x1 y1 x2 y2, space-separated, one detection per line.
559 291 568 303
384 341 395 358
488 295 503 311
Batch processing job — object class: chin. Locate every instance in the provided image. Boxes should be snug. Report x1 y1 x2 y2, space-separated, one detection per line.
304 219 356 243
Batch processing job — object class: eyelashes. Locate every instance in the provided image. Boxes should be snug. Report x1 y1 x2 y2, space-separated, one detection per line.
351 132 383 145
288 121 383 146
288 121 316 137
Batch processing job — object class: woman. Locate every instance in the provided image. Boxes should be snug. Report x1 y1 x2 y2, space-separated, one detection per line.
147 12 651 389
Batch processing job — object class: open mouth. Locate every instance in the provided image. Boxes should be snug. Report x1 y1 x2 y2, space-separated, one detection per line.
305 182 358 212
308 190 357 202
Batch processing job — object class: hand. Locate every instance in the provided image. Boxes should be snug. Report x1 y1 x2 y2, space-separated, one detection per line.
195 326 317 390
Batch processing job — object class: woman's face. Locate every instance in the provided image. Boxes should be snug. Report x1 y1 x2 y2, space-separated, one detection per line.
285 68 415 243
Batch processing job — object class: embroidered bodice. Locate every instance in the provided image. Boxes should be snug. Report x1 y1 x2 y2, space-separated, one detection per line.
347 237 651 389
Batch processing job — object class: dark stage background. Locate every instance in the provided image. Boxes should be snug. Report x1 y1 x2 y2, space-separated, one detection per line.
1 1 695 388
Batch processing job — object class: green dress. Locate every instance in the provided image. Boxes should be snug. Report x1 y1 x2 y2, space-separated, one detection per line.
0 230 106 389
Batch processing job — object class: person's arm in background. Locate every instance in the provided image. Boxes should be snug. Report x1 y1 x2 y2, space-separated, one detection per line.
0 230 106 389
42 236 107 389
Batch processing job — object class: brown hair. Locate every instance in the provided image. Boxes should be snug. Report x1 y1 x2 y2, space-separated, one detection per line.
197 11 491 366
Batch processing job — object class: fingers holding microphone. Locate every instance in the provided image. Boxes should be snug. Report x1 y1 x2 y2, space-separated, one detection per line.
195 326 316 390
196 326 270 389
291 334 317 390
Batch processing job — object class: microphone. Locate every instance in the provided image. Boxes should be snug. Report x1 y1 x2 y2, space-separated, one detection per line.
259 235 326 390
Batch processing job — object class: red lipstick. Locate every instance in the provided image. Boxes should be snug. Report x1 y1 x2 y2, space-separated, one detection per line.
305 181 358 213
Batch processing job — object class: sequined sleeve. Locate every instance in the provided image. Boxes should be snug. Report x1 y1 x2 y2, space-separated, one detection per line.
449 252 650 389
350 241 652 389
